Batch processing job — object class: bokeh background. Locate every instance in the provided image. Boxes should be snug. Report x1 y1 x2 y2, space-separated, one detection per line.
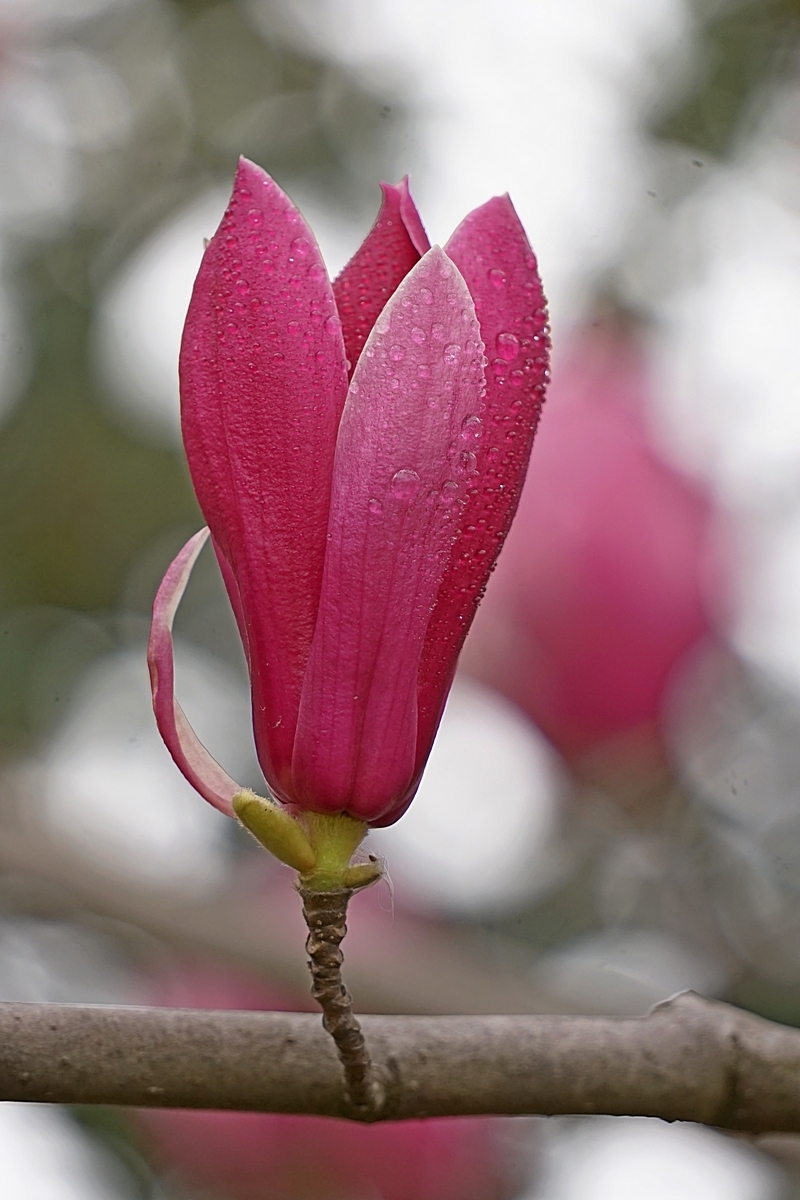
1 0 800 1196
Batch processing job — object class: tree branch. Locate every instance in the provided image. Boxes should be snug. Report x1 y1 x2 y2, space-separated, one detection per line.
1 993 800 1131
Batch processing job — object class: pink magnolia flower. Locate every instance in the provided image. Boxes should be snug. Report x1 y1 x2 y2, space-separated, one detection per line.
149 158 548 828
463 329 720 764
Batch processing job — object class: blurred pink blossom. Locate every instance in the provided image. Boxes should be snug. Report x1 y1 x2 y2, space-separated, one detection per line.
463 327 722 767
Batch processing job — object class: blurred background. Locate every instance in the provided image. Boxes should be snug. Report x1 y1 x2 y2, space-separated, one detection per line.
1 0 800 1195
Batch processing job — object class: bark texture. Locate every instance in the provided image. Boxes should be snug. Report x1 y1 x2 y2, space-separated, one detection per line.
0 993 800 1130
299 886 382 1114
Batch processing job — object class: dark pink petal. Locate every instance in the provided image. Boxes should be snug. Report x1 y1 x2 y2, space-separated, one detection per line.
148 529 240 817
398 177 431 256
180 158 348 803
292 247 485 821
412 195 550 783
333 178 429 378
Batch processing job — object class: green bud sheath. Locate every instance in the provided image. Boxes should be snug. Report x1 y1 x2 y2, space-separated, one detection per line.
233 790 317 873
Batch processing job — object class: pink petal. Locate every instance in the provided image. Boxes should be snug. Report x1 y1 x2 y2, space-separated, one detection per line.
292 247 485 821
412 195 550 784
180 158 348 802
398 177 431 256
333 178 429 378
148 529 241 817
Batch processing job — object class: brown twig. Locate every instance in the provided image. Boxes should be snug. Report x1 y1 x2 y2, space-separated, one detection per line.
2 993 800 1131
299 885 382 1115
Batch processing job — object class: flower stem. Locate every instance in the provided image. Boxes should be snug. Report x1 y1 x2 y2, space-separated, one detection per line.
298 884 383 1117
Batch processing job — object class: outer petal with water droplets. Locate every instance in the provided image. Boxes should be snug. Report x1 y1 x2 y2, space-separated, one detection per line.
148 529 241 817
395 195 550 817
180 158 348 802
333 179 429 378
292 247 485 820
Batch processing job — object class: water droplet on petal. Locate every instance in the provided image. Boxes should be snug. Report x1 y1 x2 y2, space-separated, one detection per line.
417 364 430 379
389 345 406 362
443 344 461 363
458 450 478 474
431 323 445 341
411 327 426 345
291 236 310 258
308 263 326 282
248 208 263 227
509 370 525 387
496 332 520 361
324 315 340 336
390 469 421 501
488 268 506 289
235 278 249 295
287 321 300 336
440 480 460 505
419 286 434 305
368 498 383 514
461 415 484 441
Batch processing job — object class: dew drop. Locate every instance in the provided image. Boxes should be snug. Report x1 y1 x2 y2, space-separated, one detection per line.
235 278 249 295
290 236 310 258
419 286 434 306
224 234 237 249
390 377 401 390
431 323 444 341
368 498 383 515
458 450 478 475
488 268 506 289
272 352 285 363
440 480 460 505
324 315 340 336
389 345 406 362
411 327 426 345
287 321 300 336
496 332 520 361
509 370 525 387
390 468 421 501
443 343 461 363
248 208 263 227
461 414 484 441
417 364 431 379
308 263 326 281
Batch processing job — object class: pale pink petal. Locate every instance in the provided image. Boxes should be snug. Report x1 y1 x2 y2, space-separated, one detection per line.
148 529 240 817
410 195 550 790
333 179 428 378
180 158 348 802
292 247 485 821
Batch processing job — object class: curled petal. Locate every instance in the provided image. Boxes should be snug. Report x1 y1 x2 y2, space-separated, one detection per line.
333 178 429 378
292 247 485 821
180 158 349 799
411 195 551 789
148 529 240 817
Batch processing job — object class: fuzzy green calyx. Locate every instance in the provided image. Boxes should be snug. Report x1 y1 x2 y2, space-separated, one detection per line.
298 811 380 892
233 790 317 873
